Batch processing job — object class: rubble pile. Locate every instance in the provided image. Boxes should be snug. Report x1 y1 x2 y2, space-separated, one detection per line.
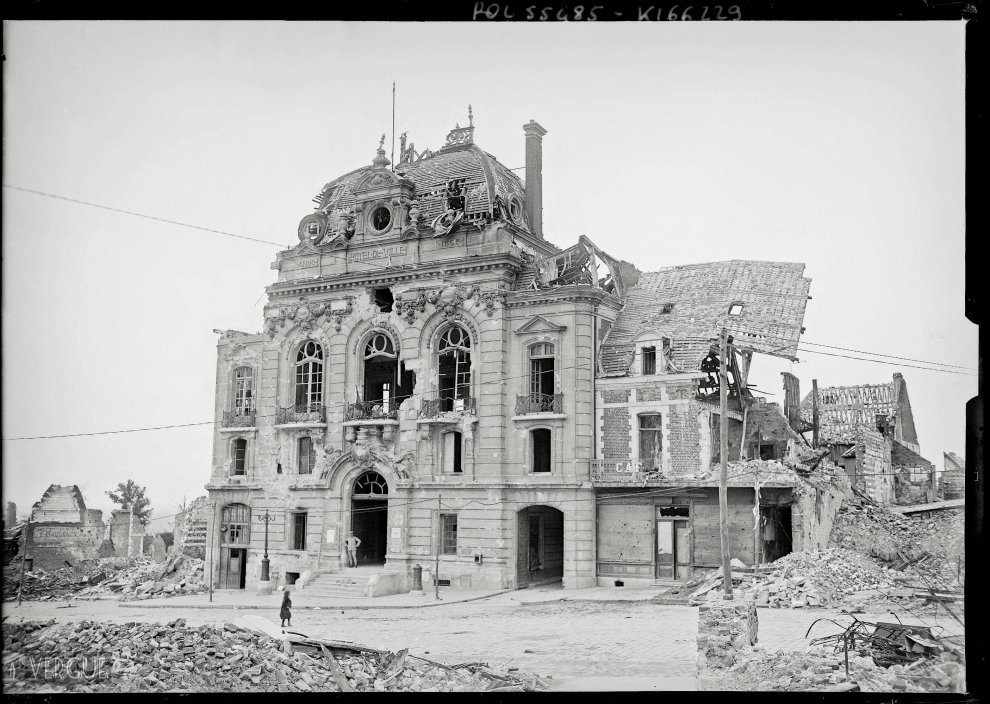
706 645 965 693
689 549 896 608
3 553 207 602
2 620 547 693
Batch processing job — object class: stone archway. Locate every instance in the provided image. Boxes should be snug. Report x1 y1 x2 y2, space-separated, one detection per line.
350 470 389 565
516 505 564 588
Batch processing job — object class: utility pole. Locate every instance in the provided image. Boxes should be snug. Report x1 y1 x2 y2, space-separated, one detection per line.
812 379 820 449
435 493 442 600
719 328 732 600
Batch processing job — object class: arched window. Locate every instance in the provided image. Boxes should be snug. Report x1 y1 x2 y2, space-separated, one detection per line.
354 471 389 496
233 367 253 414
438 326 471 411
222 503 251 544
294 341 324 411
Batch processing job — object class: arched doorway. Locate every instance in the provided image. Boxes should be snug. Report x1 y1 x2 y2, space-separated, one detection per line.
516 505 564 588
351 471 388 565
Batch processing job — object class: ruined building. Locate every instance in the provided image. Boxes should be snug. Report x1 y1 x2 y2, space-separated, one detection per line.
205 113 819 593
799 374 937 506
23 485 106 570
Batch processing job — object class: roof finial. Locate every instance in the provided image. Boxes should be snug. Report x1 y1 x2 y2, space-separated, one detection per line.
468 104 473 127
378 133 386 150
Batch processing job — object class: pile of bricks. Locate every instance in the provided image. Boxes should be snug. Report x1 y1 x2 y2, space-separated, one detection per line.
707 645 965 693
109 554 208 600
2 620 546 693
830 504 963 568
696 599 758 670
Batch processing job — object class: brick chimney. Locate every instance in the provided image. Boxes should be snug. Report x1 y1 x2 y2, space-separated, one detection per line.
523 120 548 238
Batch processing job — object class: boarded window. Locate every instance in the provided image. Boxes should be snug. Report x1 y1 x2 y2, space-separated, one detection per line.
642 347 656 375
441 514 458 555
292 512 307 551
639 414 662 471
532 429 551 473
232 439 247 476
298 437 315 475
443 431 463 473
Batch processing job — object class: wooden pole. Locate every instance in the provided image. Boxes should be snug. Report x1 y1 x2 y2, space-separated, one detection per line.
435 493 442 600
719 328 732 599
812 379 820 449
753 465 760 578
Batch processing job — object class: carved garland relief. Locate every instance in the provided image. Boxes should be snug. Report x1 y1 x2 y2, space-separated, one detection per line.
265 296 355 339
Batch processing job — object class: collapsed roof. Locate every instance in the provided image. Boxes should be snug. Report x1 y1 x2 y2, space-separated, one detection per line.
513 235 640 297
799 375 916 447
599 260 812 377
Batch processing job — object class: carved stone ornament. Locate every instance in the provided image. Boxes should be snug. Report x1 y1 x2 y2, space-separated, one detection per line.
394 290 429 325
298 212 328 244
265 296 331 339
316 447 343 480
478 287 507 317
330 297 355 332
431 209 465 237
223 342 260 363
427 285 477 320
348 438 414 480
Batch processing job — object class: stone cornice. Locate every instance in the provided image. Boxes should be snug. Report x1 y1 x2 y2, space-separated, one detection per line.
506 286 617 307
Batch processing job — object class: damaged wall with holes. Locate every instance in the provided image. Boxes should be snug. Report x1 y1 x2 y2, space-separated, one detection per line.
23 485 107 571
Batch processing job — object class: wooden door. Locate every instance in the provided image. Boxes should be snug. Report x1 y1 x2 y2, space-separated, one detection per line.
674 521 691 580
656 521 674 579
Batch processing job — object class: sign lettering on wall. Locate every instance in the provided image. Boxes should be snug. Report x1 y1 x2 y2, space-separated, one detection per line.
295 257 319 269
346 245 407 263
437 237 463 249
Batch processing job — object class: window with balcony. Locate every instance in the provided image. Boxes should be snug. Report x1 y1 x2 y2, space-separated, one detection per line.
364 334 397 414
642 347 656 375
532 428 551 473
294 341 324 411
231 438 247 476
438 326 471 412
298 436 315 475
639 414 662 471
529 343 555 396
234 366 253 413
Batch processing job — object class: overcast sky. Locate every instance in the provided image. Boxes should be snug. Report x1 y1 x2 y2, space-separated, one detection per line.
2 21 973 528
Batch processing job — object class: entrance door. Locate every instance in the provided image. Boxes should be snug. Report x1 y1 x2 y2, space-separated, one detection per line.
351 499 388 564
656 521 674 579
222 548 247 589
674 521 691 580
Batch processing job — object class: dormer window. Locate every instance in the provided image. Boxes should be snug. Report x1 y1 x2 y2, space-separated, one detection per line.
728 302 744 316
642 347 657 375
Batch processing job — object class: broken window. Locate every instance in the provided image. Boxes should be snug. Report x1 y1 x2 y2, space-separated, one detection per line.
291 512 307 551
642 347 657 375
759 443 777 461
298 436 315 475
440 514 458 555
728 302 744 316
354 471 388 495
443 431 463 473
373 288 394 313
529 343 555 397
532 429 551 473
222 504 251 544
231 438 247 476
370 206 392 232
294 341 324 411
438 326 472 411
233 367 253 414
639 414 662 471
364 334 398 413
444 179 466 212
658 505 688 517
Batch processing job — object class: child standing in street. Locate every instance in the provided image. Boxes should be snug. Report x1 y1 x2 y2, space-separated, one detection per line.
279 589 292 628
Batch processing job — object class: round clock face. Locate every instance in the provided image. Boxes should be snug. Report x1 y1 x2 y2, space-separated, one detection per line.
371 206 392 233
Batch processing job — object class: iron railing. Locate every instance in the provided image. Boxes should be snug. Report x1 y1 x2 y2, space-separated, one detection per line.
276 404 326 425
345 401 399 422
419 395 477 419
590 459 663 483
222 409 256 428
515 392 563 415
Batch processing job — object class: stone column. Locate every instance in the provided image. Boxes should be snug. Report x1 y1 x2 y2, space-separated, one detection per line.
110 509 132 558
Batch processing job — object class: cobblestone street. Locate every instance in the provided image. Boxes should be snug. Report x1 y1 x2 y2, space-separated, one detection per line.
2 590 964 691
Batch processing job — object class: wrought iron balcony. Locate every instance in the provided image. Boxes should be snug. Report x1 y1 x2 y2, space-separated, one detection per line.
419 395 477 419
345 401 399 422
590 459 663 484
276 404 326 425
222 409 256 428
514 392 563 415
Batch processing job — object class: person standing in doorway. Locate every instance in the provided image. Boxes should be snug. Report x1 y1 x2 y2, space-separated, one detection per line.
279 588 292 628
345 531 362 568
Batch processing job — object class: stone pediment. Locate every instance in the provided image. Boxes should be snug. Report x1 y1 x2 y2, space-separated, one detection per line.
353 168 401 193
514 315 567 335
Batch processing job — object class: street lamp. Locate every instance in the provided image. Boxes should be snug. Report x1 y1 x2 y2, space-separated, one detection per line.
257 510 276 594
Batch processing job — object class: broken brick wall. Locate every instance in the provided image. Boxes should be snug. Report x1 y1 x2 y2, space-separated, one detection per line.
602 406 631 460
857 429 894 506
24 486 106 570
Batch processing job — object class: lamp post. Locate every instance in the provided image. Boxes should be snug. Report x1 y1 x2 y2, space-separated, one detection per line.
257 510 275 595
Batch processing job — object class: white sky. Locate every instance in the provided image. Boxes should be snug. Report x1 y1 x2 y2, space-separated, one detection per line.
2 21 973 528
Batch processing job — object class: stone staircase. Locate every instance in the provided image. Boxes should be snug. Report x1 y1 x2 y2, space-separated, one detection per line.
301 567 405 599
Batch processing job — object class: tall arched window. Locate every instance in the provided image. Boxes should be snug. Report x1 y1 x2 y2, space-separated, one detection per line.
364 334 397 413
294 341 324 411
438 326 471 412
233 367 253 414
529 343 555 397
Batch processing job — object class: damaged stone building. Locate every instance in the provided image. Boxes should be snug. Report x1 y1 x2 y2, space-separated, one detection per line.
205 113 823 594
799 374 938 506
